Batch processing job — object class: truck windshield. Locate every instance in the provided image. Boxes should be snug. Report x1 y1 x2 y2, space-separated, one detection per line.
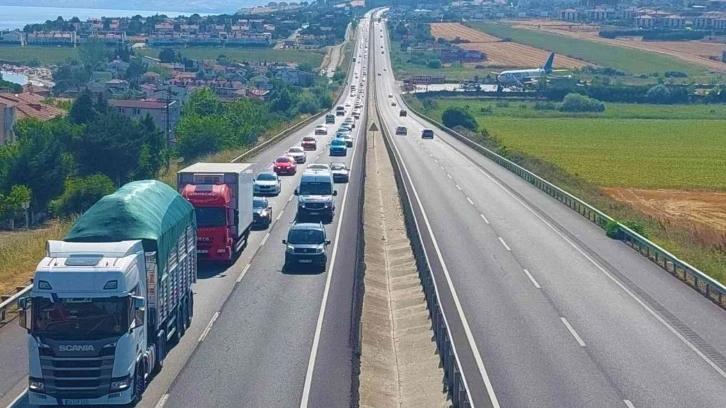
288 229 325 245
299 181 332 196
33 296 128 338
195 207 227 227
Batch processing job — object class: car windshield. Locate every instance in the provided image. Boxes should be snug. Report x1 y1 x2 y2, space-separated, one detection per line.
32 296 128 338
253 198 267 209
195 207 227 227
309 164 329 170
303 137 315 141
331 163 346 170
257 173 276 181
332 139 346 146
299 181 332 195
289 148 303 153
288 228 325 245
276 157 291 164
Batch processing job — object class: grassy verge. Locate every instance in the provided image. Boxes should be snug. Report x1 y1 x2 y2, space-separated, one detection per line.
388 40 494 81
406 94 726 283
0 46 324 67
468 22 708 78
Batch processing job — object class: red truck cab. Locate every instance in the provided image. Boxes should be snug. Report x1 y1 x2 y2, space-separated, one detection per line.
181 184 237 262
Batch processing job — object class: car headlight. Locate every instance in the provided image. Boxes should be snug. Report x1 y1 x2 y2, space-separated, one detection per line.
110 375 131 392
315 244 325 253
259 211 268 217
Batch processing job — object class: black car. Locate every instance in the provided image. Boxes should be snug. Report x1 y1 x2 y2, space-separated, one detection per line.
252 197 272 229
330 162 350 183
399 109 407 117
283 222 330 271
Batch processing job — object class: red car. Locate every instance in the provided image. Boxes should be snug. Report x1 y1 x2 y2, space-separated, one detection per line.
301 136 317 151
273 156 297 175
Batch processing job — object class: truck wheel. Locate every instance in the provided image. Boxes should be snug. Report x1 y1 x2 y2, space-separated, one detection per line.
186 292 194 327
179 301 187 338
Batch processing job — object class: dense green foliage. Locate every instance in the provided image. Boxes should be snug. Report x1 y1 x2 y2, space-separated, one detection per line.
442 107 478 130
559 93 605 113
50 174 116 217
599 29 707 41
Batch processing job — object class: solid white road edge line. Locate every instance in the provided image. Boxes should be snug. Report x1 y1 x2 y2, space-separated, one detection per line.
498 237 511 251
236 264 252 284
260 232 271 247
387 107 499 408
561 317 586 347
276 209 285 221
455 184 462 191
466 197 474 206
423 113 726 380
154 393 170 408
523 269 541 289
197 312 219 343
480 213 490 224
4 388 27 408
299 68 365 408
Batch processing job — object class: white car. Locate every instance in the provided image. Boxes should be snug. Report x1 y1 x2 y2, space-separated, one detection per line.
388 93 393 98
315 124 327 135
345 102 351 107
287 146 307 164
344 117 355 128
308 163 331 173
253 171 282 196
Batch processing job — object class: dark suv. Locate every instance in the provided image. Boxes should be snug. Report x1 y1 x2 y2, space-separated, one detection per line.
283 222 330 271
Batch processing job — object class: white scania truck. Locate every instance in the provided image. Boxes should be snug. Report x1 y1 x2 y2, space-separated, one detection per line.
18 180 197 406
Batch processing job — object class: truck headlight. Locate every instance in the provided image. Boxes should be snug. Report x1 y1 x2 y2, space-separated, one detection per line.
29 378 44 392
287 244 295 252
110 375 131 392
315 245 325 253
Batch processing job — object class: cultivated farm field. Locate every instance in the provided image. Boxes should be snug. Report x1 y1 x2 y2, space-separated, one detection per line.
430 22 588 69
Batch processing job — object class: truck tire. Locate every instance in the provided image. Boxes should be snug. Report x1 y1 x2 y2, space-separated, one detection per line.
178 301 187 338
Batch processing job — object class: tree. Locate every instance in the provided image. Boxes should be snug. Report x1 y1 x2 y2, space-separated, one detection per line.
297 62 314 72
559 93 605 112
184 88 223 117
427 59 442 69
442 107 478 131
0 185 32 229
270 88 294 113
69 90 97 125
78 38 107 70
137 113 167 178
125 58 147 82
159 48 177 63
174 116 226 161
645 84 671 104
50 174 115 217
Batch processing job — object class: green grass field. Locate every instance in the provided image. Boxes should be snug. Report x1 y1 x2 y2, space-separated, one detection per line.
410 97 726 190
468 23 709 78
0 46 324 67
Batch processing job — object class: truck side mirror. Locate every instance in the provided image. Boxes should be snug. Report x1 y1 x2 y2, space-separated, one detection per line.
17 297 31 331
294 189 299 196
282 239 287 244
131 296 145 331
325 240 331 245
333 190 338 196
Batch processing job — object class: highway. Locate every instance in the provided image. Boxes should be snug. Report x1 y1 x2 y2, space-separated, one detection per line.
372 12 726 408
1 12 372 408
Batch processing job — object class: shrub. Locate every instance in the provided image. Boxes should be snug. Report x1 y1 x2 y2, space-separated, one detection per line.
605 220 619 239
623 220 648 238
559 93 605 113
534 101 557 110
442 107 478 131
495 100 509 107
664 71 687 78
51 174 116 217
427 59 442 69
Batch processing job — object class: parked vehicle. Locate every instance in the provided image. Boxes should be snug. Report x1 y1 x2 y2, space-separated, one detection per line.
252 197 272 229
253 171 282 196
19 180 196 406
295 169 337 223
283 222 330 272
178 163 254 264
273 156 297 175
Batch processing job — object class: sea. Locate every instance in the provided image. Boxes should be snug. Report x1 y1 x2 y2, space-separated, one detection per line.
0 5 214 30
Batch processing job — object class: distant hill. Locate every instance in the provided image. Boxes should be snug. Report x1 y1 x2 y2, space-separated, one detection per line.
0 0 263 14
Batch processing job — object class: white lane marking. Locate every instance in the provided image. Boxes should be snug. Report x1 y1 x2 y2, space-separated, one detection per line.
198 312 220 343
455 184 462 191
440 165 445 171
624 400 635 408
288 195 294 202
4 389 27 408
155 393 170 408
523 269 541 289
447 173 453 179
480 213 490 224
260 232 271 247
498 237 511 251
276 210 285 221
300 44 366 408
385 110 497 408
434 159 438 163
561 317 586 347
236 264 251 284
424 123 726 380
466 197 474 206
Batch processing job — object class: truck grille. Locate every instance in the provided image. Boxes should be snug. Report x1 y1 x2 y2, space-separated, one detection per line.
40 349 115 399
294 247 317 253
305 203 325 210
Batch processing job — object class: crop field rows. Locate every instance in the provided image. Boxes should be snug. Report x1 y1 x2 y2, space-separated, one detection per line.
430 22 589 69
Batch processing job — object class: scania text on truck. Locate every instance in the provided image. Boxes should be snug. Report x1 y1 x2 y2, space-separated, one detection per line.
17 180 197 406
178 163 254 265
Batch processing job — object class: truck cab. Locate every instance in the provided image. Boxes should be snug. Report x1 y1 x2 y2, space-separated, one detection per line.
295 169 337 223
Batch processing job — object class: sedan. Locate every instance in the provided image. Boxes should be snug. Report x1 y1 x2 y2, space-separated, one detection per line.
344 117 355 129
314 125 327 136
395 125 407 135
273 156 297 175
330 162 350 183
253 171 281 196
252 197 272 229
287 146 307 164
391 101 397 107
308 163 331 172
342 134 354 147
301 136 317 151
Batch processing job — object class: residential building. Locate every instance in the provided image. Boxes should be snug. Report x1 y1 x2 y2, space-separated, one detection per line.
587 8 608 21
635 15 654 28
0 100 15 144
0 31 24 45
26 31 76 46
715 18 726 29
559 9 579 21
621 8 637 21
661 15 685 28
108 99 180 141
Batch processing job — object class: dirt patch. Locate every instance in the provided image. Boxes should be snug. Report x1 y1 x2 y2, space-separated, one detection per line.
430 22 588 69
604 188 726 237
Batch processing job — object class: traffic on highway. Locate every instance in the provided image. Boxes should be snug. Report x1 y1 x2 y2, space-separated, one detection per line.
4 7 726 408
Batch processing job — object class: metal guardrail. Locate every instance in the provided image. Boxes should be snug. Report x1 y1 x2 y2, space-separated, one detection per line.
402 102 726 311
371 29 471 408
0 282 31 327
0 37 359 329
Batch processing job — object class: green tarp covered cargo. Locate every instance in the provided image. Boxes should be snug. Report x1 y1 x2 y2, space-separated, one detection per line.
65 180 196 278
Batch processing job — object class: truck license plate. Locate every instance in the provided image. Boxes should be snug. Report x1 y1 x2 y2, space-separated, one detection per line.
63 400 90 405
299 259 313 263
309 212 319 216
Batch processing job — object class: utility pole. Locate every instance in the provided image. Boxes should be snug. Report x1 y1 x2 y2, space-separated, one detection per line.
164 86 173 165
